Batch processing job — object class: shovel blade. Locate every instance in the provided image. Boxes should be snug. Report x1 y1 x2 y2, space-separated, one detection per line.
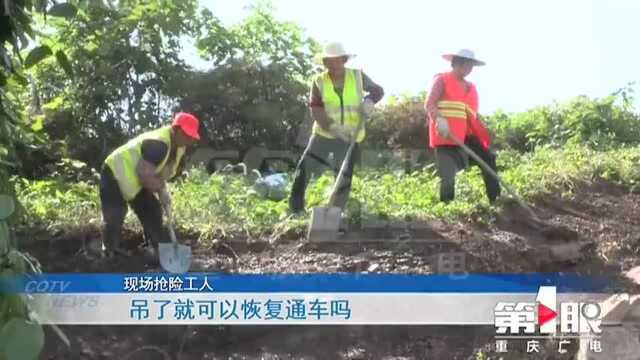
158 243 192 273
307 206 341 242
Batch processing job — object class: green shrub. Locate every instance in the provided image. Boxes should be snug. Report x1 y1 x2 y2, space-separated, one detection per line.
485 87 640 152
366 92 428 150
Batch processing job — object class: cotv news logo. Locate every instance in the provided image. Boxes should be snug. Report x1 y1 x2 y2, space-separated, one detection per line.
493 286 603 355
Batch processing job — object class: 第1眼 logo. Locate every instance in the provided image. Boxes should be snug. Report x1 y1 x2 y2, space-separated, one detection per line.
494 286 602 337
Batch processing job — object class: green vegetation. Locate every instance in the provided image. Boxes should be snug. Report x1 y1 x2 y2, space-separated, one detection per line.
10 76 640 243
0 193 69 360
13 141 640 245
1 1 77 358
484 85 640 152
22 0 319 173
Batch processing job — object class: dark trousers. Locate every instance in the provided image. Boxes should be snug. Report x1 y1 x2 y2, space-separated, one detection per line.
289 134 359 212
99 165 167 252
435 137 501 203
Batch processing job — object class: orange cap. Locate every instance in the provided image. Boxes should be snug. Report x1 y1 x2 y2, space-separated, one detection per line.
172 112 200 140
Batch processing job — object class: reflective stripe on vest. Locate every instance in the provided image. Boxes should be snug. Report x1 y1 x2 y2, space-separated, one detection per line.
104 126 185 201
437 100 468 119
312 68 366 142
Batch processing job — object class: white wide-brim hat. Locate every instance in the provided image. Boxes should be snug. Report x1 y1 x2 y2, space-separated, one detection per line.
314 42 356 64
442 49 485 66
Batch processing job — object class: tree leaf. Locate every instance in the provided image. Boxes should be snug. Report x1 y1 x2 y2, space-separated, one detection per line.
55 50 73 77
48 3 78 19
0 194 15 220
0 318 45 360
24 46 52 68
31 115 44 132
43 95 64 111
12 73 28 87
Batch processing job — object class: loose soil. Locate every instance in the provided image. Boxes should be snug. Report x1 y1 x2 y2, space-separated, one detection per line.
18 178 640 359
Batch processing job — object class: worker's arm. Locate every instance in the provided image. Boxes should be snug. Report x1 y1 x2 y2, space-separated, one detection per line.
362 72 384 104
136 140 168 193
169 154 187 182
466 84 492 150
309 81 332 131
136 160 164 192
424 75 445 121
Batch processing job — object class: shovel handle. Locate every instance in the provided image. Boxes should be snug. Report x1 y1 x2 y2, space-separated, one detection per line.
328 138 358 206
167 223 178 244
327 103 370 206
165 214 178 244
160 197 179 245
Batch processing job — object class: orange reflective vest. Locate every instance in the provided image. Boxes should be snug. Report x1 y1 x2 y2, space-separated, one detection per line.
428 72 491 150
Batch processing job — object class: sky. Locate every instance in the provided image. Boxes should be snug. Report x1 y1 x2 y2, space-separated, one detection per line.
182 0 640 114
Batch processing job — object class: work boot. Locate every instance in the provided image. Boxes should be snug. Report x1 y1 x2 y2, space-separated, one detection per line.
140 245 159 266
101 237 131 258
338 212 349 235
487 186 501 206
289 197 306 214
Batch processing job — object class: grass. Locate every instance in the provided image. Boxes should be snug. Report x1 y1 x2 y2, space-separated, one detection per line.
13 144 640 245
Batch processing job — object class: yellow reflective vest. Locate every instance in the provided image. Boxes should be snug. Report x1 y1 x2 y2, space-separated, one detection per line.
311 68 366 143
104 126 185 201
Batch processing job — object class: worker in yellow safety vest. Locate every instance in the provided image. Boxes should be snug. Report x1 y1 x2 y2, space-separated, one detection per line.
99 112 200 260
289 42 384 228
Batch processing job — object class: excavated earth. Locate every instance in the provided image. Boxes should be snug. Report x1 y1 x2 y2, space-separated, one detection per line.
18 178 640 359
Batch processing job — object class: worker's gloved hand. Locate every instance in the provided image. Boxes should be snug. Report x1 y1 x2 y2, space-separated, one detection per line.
138 160 164 192
436 115 450 138
329 123 350 142
343 124 358 141
361 98 375 117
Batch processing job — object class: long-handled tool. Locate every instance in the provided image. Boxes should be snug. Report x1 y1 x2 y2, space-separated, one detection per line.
448 132 581 242
158 190 192 273
445 132 587 244
307 117 366 242
447 133 543 222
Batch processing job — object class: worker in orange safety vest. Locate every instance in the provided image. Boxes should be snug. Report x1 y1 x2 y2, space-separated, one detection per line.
424 49 501 204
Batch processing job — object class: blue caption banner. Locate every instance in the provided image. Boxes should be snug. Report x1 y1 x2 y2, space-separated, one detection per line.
0 273 613 294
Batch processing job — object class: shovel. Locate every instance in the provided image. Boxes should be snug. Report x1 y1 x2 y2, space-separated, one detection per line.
158 195 192 273
307 117 366 242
